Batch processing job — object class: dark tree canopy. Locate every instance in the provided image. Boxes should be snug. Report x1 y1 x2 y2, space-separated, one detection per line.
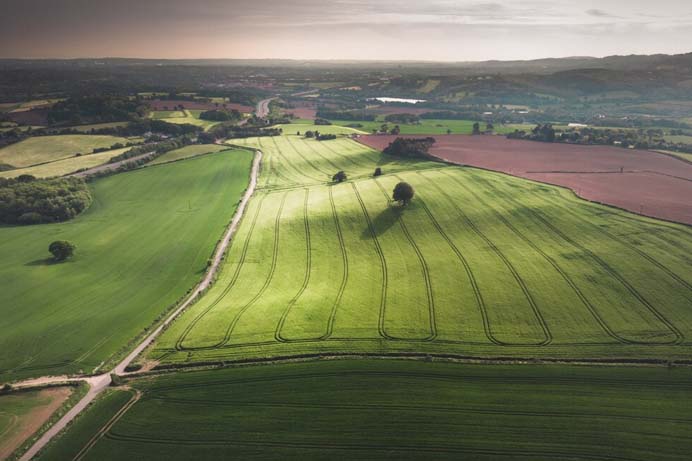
332 171 347 183
198 109 241 121
0 177 92 225
384 113 420 124
49 240 75 261
373 167 383 177
382 137 435 158
472 122 481 135
393 182 414 205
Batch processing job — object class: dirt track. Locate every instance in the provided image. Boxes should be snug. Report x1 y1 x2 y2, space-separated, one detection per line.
359 134 692 225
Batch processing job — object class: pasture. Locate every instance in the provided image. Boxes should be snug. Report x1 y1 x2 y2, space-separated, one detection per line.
0 150 254 381
0 387 73 459
0 148 129 179
149 134 692 367
39 361 692 460
0 135 134 169
147 110 219 131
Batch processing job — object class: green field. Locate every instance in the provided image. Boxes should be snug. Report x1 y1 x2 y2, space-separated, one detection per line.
149 144 229 165
147 134 692 368
0 148 129 179
0 150 254 381
276 122 367 135
328 119 532 135
148 110 219 131
39 360 692 460
0 135 134 168
68 122 130 132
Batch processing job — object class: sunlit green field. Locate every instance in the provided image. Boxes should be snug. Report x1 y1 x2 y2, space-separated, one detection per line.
149 135 692 367
0 135 134 168
0 148 129 178
147 110 219 131
39 361 692 461
0 150 253 381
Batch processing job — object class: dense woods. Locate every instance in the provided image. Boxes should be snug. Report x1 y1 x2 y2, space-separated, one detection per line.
383 137 436 158
0 176 92 225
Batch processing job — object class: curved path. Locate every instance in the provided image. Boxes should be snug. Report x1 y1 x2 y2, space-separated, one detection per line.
16 149 263 461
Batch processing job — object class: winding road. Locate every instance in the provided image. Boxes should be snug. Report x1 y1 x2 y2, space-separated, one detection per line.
16 148 263 461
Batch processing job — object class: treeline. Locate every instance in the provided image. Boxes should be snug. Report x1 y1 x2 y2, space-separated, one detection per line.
199 124 282 142
507 124 692 153
198 109 241 121
107 138 191 163
0 176 92 225
384 113 420 124
47 96 147 125
383 137 436 158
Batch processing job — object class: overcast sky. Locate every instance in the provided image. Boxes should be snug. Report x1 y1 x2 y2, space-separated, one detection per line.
2 0 691 61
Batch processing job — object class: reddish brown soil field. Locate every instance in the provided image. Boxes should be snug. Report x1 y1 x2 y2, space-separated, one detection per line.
148 99 252 113
359 134 692 225
287 107 316 119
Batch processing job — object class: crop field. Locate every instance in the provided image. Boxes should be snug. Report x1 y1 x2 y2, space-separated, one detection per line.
149 144 229 165
0 387 73 459
0 135 134 169
39 360 692 460
330 119 532 135
0 148 129 179
147 110 219 131
361 135 692 225
148 134 692 367
0 150 254 381
276 122 367 135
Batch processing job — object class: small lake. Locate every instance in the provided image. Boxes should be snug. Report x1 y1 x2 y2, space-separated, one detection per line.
369 97 427 104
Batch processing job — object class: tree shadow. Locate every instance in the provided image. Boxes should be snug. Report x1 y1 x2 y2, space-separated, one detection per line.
25 258 61 266
362 203 404 239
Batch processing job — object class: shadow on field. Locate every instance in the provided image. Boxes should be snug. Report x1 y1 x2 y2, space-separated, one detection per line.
362 205 403 238
25 258 63 266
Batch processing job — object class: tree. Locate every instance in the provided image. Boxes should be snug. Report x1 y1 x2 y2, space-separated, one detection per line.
373 167 382 177
49 240 75 261
393 182 414 205
486 122 494 132
305 130 315 138
446 129 452 135
332 171 347 183
390 125 401 135
472 122 481 135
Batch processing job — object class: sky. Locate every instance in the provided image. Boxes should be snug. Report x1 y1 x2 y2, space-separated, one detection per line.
1 0 692 61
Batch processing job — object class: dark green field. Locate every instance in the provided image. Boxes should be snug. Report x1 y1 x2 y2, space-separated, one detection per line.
0 150 253 381
39 360 692 460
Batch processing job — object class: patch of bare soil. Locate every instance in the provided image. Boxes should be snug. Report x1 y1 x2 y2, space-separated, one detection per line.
0 387 72 460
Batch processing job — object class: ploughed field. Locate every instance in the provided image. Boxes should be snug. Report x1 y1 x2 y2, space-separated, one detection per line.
359 135 692 225
39 361 692 460
0 150 253 381
148 135 692 367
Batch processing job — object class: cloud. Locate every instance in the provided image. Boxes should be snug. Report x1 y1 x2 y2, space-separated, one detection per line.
586 9 616 18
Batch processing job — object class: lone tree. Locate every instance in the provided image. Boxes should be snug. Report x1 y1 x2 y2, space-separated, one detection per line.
49 240 75 261
373 167 383 177
472 122 481 135
392 182 414 205
332 171 347 183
